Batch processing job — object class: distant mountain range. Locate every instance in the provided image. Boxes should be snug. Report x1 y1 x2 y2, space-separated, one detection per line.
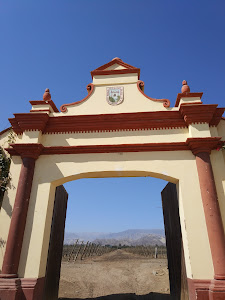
64 229 165 246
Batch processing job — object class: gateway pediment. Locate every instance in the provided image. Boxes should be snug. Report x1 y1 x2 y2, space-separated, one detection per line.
57 58 174 115
16 58 206 124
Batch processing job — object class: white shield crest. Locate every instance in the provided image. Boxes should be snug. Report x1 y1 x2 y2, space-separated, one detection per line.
106 87 124 105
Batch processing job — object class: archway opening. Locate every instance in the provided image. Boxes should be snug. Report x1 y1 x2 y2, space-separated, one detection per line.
44 176 188 300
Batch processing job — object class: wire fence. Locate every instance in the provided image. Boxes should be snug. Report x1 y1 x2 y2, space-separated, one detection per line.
62 240 116 262
62 240 167 262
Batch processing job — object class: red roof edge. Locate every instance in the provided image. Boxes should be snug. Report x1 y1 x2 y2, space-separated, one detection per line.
90 58 140 79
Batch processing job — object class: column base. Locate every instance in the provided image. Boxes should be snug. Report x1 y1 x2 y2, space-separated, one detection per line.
0 278 21 300
188 278 225 300
0 277 45 300
209 279 225 300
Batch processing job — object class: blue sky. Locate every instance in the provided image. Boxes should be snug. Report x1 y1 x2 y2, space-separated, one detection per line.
1 1 225 232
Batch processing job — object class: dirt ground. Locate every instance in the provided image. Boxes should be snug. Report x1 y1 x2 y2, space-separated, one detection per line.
58 249 170 300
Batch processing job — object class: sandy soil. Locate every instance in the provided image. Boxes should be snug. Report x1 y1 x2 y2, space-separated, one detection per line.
58 249 170 300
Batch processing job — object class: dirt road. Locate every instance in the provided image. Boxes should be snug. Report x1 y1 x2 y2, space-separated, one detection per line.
58 249 170 299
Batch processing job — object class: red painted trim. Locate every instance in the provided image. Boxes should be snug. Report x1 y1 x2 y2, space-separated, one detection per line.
179 104 225 125
6 139 222 157
91 58 140 79
44 111 186 133
137 80 170 108
60 83 94 112
186 137 222 155
9 105 224 135
91 68 140 79
175 92 203 107
9 113 49 134
21 277 45 300
29 100 59 112
0 278 22 300
42 142 189 155
187 278 225 300
5 144 44 159
0 127 11 136
94 58 137 71
8 118 23 135
5 142 189 157
210 107 225 126
30 109 51 113
0 277 45 300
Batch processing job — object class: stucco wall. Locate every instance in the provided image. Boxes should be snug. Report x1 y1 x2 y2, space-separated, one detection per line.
41 128 189 147
1 63 225 286
9 150 212 280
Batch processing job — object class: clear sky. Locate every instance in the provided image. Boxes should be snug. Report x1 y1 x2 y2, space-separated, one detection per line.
1 1 225 232
64 177 167 233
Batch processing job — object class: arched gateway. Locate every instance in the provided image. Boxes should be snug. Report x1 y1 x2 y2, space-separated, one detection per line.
0 58 225 300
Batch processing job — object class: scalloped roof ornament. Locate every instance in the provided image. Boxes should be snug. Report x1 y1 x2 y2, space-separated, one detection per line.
59 58 171 112
90 57 141 79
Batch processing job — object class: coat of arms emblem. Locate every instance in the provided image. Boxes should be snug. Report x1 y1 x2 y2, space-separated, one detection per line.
106 87 124 105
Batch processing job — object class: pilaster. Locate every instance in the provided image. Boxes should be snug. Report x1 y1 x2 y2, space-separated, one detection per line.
187 137 225 299
0 144 43 278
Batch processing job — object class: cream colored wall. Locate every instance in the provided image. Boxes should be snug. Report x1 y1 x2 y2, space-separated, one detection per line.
31 104 53 113
15 150 213 281
92 73 138 86
217 119 225 140
210 126 219 137
55 78 174 116
0 129 21 149
189 123 211 137
22 131 42 143
1 68 225 285
178 97 202 107
41 128 189 147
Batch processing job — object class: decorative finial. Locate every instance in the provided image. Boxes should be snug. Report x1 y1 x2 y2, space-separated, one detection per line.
112 57 122 61
181 80 190 94
43 88 51 101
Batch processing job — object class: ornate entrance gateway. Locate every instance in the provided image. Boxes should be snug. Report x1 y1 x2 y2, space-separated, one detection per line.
0 58 225 299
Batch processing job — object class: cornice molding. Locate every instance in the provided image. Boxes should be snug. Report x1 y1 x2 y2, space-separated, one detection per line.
8 105 224 135
41 142 189 155
179 104 218 125
45 111 187 133
210 108 225 126
5 144 44 159
5 142 188 157
5 138 223 157
186 137 222 155
9 113 49 135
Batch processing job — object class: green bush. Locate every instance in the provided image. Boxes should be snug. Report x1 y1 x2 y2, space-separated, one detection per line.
0 147 11 208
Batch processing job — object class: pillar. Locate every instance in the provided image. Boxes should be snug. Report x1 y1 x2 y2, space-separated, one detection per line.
0 144 43 300
187 138 225 299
